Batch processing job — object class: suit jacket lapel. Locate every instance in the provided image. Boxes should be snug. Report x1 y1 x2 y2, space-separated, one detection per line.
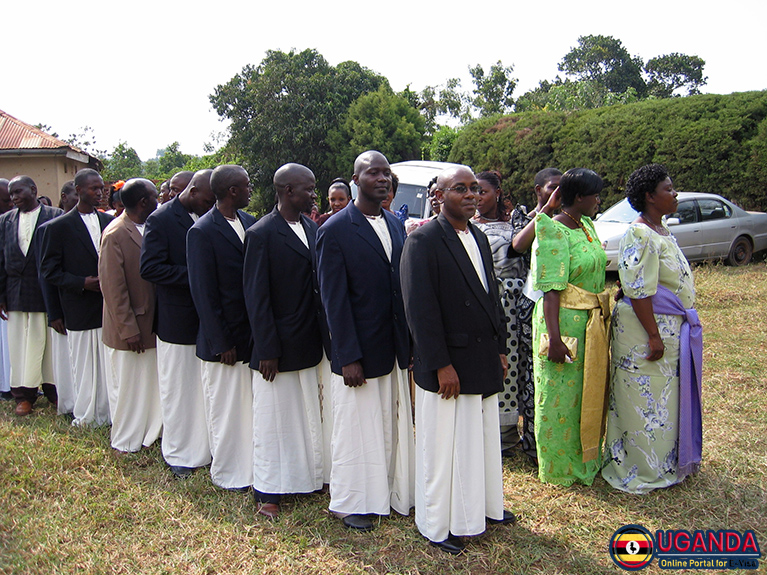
438 215 497 323
349 202 390 264
171 196 195 233
6 211 25 267
69 209 99 261
469 221 500 322
121 214 143 249
212 207 245 253
272 208 311 261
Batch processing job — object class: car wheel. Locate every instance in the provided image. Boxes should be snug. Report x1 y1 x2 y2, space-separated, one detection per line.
726 236 753 266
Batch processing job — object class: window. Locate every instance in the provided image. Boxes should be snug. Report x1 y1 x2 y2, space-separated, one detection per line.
698 199 731 221
670 201 697 224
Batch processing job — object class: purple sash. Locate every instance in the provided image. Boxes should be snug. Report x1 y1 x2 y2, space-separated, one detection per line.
630 284 703 479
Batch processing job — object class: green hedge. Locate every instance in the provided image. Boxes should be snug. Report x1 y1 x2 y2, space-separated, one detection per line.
448 91 767 211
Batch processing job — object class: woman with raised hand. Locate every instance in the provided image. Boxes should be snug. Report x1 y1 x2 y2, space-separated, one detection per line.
531 168 610 485
602 164 702 493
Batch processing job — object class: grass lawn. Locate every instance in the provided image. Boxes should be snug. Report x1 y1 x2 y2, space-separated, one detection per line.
1 263 765 574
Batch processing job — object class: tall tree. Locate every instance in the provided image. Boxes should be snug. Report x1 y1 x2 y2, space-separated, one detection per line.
326 86 425 178
469 61 517 117
645 53 707 97
102 142 143 181
210 48 385 210
559 35 646 97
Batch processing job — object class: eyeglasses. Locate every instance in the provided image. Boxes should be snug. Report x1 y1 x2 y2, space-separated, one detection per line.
438 184 481 195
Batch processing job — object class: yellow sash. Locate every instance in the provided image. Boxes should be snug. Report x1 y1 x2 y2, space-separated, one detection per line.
560 283 611 463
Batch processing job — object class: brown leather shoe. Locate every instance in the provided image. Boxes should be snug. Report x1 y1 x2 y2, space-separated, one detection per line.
15 400 33 416
256 502 280 519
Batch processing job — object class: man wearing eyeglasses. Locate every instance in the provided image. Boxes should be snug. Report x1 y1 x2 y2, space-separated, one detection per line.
400 166 516 555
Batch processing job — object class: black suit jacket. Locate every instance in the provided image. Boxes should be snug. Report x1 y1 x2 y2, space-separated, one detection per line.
36 218 65 324
140 197 200 345
400 214 505 396
243 207 330 372
187 206 256 363
0 205 62 312
316 201 409 378
39 208 114 331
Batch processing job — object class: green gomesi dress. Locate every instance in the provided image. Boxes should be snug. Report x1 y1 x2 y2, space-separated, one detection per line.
601 223 695 493
531 214 606 485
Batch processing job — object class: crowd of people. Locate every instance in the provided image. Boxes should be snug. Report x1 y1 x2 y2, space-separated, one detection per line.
0 154 703 555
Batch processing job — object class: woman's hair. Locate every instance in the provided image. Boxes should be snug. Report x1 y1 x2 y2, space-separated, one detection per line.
328 177 352 198
559 168 603 207
625 164 669 212
534 167 562 188
476 170 507 220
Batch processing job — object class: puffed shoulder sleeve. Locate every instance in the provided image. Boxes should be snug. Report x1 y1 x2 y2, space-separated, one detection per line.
532 213 568 292
618 224 659 299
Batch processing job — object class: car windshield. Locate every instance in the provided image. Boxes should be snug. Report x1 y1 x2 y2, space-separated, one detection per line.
597 199 639 223
392 183 428 218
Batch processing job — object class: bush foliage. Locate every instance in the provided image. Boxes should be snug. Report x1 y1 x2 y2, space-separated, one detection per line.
449 91 767 211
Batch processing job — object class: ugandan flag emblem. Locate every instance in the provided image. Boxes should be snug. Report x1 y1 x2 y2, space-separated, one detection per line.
608 524 655 570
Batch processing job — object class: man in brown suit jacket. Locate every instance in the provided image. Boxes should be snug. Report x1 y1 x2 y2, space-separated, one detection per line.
99 178 162 453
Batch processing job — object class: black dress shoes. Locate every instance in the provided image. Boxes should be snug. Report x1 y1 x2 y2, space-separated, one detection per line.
430 533 466 555
342 514 375 532
169 465 194 479
487 509 517 525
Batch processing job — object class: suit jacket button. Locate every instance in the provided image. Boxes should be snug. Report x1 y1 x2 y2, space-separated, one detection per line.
465 301 470 306
476 337 482 342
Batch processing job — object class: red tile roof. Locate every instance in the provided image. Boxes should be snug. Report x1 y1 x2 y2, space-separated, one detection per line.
0 109 81 151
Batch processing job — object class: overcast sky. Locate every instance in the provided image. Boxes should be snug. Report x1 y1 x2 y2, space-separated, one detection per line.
4 0 765 161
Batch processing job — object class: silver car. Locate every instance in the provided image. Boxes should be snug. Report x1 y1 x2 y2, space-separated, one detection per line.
594 192 767 271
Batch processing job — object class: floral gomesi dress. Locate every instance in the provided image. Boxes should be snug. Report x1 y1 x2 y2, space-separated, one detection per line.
601 223 694 493
531 213 606 485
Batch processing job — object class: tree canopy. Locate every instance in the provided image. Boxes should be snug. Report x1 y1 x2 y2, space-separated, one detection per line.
326 85 425 180
209 48 387 213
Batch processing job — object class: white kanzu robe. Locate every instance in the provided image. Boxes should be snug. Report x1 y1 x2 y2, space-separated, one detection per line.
328 368 415 516
68 327 110 426
156 339 211 468
7 311 53 389
202 360 253 489
252 362 326 495
50 328 75 415
106 347 163 452
415 387 504 542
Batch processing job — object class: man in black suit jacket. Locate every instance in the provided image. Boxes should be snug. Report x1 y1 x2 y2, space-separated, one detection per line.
401 166 515 555
243 163 331 518
0 176 63 415
139 169 215 478
40 169 113 426
316 150 414 532
187 165 256 490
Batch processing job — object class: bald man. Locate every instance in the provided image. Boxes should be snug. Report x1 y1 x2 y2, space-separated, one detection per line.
316 150 414 531
0 176 63 414
401 166 515 555
140 169 215 477
0 179 12 400
99 178 162 453
187 165 256 490
168 171 194 200
243 163 331 518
